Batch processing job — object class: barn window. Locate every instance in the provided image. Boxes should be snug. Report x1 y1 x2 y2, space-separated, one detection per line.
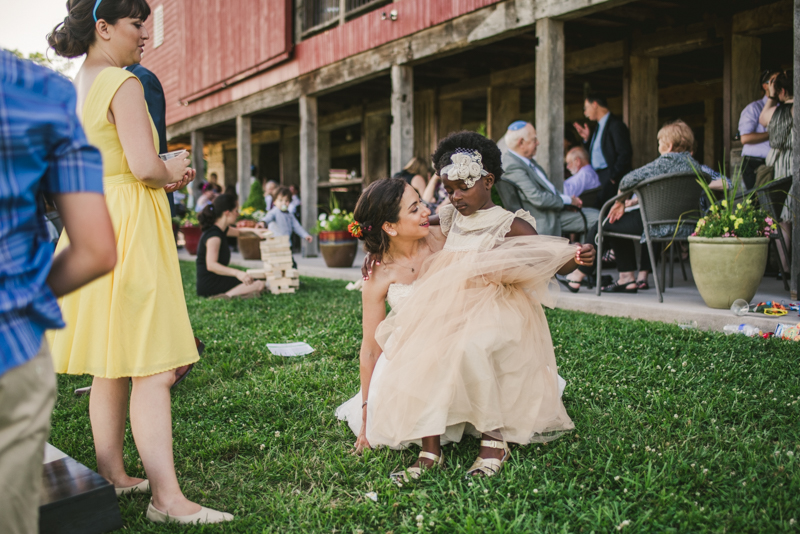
153 5 164 48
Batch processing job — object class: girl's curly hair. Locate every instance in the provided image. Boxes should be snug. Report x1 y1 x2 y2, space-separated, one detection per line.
431 131 503 181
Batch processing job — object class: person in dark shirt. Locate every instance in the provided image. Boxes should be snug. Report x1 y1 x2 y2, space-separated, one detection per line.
196 194 267 298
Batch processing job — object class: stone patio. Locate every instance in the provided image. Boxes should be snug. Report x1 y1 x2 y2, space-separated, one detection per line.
178 248 799 335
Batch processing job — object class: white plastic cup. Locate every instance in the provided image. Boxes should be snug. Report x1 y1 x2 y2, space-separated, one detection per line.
730 299 750 316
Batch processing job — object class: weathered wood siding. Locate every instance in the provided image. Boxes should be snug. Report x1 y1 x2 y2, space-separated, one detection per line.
142 0 502 127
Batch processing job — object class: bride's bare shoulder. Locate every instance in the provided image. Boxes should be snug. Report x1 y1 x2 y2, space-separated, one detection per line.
362 262 392 300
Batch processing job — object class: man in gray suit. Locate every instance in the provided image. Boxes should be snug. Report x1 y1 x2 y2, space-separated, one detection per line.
501 121 599 237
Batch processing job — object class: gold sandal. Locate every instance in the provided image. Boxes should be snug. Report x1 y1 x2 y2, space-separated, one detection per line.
465 440 510 478
390 451 444 485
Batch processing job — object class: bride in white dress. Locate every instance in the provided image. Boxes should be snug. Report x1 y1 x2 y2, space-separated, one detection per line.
336 177 567 453
335 178 445 452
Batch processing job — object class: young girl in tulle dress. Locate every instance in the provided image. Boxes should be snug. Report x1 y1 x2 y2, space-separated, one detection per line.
365 131 595 481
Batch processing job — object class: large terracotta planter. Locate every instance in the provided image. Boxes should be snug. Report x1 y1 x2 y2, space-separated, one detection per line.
181 225 202 255
318 230 358 268
688 236 769 309
238 233 262 260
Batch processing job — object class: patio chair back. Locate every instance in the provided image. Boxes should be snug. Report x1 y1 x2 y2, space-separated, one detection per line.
755 176 793 290
578 186 602 208
495 178 524 212
636 172 706 234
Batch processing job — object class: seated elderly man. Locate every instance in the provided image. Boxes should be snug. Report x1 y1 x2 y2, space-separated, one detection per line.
564 147 601 198
501 121 600 237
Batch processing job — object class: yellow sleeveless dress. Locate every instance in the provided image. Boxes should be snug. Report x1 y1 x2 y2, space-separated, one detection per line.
49 68 198 378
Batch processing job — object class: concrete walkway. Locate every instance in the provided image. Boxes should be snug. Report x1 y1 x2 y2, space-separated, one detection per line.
179 248 798 334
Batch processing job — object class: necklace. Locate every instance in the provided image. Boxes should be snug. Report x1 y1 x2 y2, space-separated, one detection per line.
385 243 428 273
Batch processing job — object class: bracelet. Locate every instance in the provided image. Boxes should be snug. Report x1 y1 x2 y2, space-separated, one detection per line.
362 400 368 408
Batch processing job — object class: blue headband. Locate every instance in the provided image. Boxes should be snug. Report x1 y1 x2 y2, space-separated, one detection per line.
508 120 528 131
93 0 103 22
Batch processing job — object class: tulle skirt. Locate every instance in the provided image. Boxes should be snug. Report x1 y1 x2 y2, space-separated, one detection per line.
365 235 577 448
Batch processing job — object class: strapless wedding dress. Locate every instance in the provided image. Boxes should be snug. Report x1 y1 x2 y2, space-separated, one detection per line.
335 281 566 449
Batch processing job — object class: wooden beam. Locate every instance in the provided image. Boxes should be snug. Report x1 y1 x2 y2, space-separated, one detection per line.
566 41 624 75
414 89 437 166
299 95 319 257
631 24 718 57
535 0 635 21
487 87 520 142
731 35 762 139
236 115 252 202
628 55 659 169
535 18 565 189
438 99 463 140
439 76 490 101
319 106 362 131
251 129 281 145
363 114 390 184
704 98 716 167
330 141 362 159
659 79 723 108
733 0 793 37
722 22 732 170
791 0 800 300
391 65 414 176
319 130 331 181
190 130 204 203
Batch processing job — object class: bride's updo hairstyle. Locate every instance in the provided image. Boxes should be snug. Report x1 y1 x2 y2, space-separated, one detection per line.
431 130 503 181
353 177 407 256
48 0 152 58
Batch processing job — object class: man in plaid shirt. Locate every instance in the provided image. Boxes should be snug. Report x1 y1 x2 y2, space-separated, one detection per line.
0 50 117 534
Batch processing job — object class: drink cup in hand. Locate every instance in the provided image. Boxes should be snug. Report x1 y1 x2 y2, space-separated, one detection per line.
163 150 190 184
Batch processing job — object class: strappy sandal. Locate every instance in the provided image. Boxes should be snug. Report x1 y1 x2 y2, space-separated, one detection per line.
465 440 510 478
390 451 444 485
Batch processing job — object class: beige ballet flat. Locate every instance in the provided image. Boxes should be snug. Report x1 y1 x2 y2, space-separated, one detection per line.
115 479 150 497
146 500 234 524
465 440 510 478
390 451 444 485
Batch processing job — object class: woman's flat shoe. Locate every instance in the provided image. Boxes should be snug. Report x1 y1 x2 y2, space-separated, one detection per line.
146 501 233 524
601 281 638 293
556 277 580 293
171 364 194 389
390 451 444 485
115 479 150 497
465 440 510 478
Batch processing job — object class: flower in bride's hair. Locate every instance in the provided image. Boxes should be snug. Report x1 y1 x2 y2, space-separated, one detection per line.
348 221 364 238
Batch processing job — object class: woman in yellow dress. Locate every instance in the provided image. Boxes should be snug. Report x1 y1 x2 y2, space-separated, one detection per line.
48 0 232 524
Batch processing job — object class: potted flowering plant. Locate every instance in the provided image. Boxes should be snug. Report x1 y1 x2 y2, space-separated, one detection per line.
313 195 357 267
688 169 777 309
236 206 266 260
179 211 202 255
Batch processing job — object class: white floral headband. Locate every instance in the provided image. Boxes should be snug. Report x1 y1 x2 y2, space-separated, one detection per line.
440 148 488 188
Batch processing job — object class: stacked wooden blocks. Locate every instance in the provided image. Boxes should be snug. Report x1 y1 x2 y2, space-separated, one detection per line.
247 234 300 294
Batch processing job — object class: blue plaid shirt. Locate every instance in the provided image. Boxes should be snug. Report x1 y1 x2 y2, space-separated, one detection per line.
0 51 104 377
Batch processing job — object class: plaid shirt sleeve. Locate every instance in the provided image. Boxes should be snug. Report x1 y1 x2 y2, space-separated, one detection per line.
43 79 104 196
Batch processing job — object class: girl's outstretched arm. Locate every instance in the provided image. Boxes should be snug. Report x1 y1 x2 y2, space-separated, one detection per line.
557 243 595 275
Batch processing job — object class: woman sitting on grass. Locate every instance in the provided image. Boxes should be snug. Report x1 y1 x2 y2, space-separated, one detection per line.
196 194 267 299
336 177 447 451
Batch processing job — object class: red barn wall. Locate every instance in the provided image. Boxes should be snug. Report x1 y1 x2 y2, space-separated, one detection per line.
142 0 502 127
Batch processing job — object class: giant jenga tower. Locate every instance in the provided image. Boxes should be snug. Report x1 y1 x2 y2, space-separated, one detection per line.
259 234 299 294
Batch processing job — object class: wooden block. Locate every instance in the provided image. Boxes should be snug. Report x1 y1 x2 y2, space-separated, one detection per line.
246 269 267 279
270 288 296 294
40 456 123 534
283 268 298 277
266 235 291 244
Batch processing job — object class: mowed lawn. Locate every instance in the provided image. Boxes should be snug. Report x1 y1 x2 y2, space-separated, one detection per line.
50 261 800 533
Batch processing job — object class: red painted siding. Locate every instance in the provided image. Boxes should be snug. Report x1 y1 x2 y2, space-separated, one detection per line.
142 0 502 127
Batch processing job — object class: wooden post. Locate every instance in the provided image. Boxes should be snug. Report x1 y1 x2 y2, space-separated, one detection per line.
236 115 252 203
731 35 761 141
438 99 462 141
535 18 565 189
628 55 659 169
704 98 716 167
279 128 300 187
792 0 800 300
391 64 414 176
622 39 630 127
319 129 331 182
487 86 521 142
363 113 390 184
722 21 732 171
190 130 204 207
414 89 437 167
299 94 319 257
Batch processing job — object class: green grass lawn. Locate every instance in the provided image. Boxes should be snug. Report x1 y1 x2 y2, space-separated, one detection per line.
50 261 800 533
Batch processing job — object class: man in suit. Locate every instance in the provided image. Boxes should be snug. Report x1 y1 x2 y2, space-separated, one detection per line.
573 93 632 207
501 121 600 237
